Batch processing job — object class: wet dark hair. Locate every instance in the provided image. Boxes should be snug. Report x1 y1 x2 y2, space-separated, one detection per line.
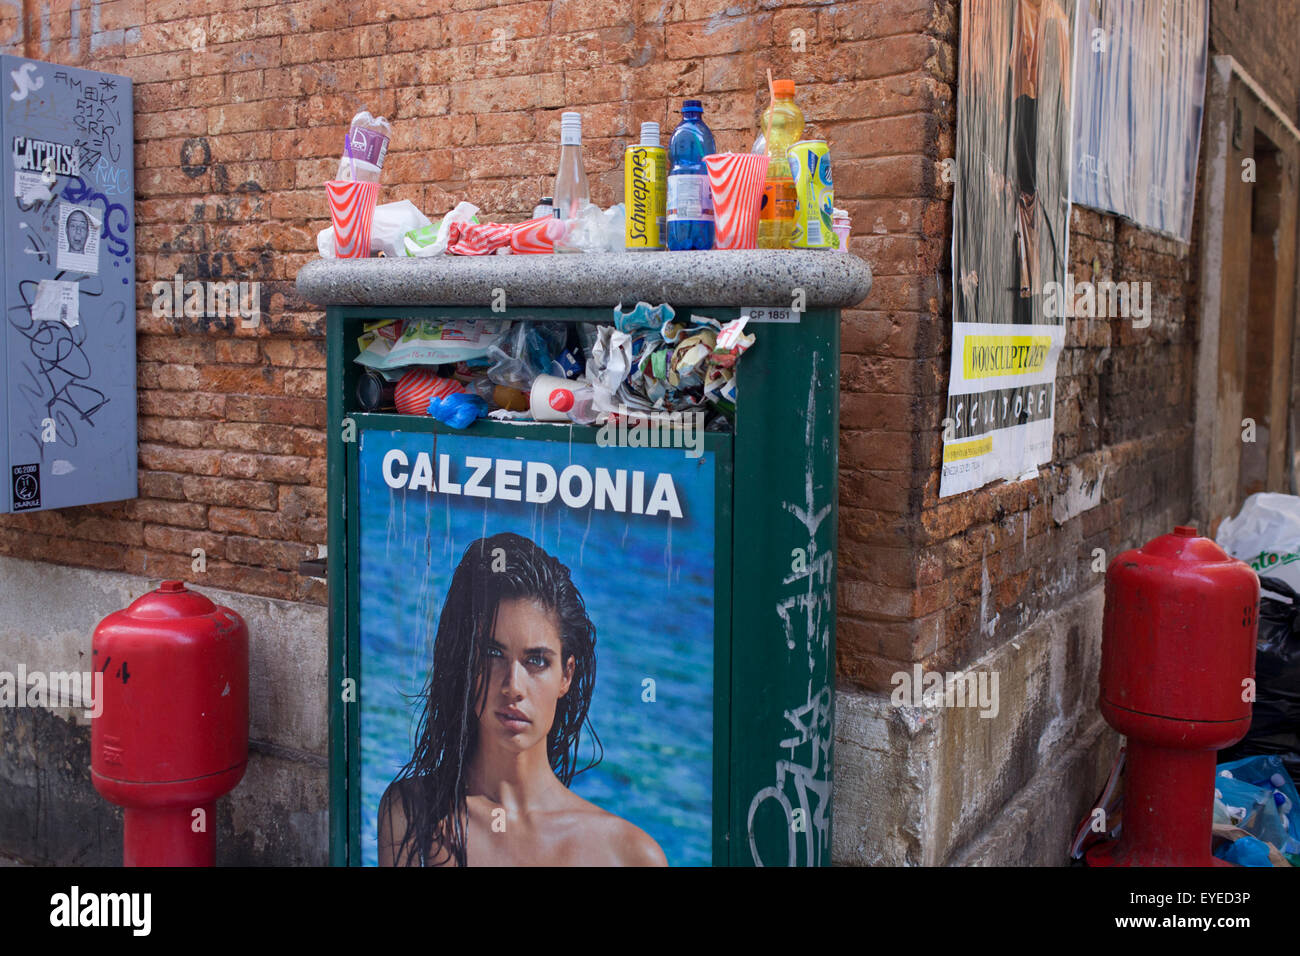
385 532 601 867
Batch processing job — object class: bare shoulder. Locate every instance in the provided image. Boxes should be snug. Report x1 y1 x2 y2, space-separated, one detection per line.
564 791 668 867
378 779 416 867
379 778 458 867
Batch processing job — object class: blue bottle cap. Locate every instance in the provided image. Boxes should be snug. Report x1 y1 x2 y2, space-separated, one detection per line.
683 99 702 111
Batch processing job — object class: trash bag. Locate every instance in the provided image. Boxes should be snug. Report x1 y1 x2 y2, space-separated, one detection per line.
1219 575 1300 779
1212 754 1300 859
1216 492 1300 592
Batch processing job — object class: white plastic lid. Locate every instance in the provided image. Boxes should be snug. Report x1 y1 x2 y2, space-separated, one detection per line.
561 112 582 144
640 122 660 147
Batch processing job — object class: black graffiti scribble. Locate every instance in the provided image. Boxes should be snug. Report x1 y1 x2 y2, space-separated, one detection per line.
180 137 211 178
7 277 115 460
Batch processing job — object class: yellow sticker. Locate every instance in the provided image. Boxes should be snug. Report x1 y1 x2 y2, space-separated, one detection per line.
962 335 1052 379
943 435 993 462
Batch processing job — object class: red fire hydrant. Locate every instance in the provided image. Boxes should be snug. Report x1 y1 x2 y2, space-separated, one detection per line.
91 581 249 866
1087 526 1258 867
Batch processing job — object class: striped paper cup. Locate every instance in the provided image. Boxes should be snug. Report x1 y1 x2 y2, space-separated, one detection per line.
394 367 465 416
704 153 768 250
325 179 380 258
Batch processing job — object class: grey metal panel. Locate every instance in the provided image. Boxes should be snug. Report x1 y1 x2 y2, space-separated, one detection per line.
2 56 136 513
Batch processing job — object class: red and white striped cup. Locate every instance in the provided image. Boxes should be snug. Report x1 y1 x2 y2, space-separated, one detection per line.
325 179 380 259
703 153 767 250
509 216 566 254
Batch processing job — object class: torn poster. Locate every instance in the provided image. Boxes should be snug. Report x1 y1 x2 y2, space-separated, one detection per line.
31 278 79 327
1071 0 1209 242
13 170 54 205
942 0 1075 497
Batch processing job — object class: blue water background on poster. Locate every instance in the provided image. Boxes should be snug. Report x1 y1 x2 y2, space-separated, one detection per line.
358 429 715 866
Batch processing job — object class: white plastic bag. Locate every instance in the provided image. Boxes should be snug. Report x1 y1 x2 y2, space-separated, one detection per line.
370 200 431 257
1216 492 1300 590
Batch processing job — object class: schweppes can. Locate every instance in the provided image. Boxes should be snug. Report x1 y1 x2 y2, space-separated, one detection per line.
625 123 667 251
788 140 833 249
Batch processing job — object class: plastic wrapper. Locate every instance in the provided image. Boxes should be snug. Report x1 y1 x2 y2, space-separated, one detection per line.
446 221 514 255
712 315 755 368
357 318 509 370
614 301 675 334
554 202 626 253
404 202 480 256
486 321 568 392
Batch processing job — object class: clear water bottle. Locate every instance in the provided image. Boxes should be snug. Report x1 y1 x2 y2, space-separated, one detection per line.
666 100 716 251
554 112 590 215
335 111 392 183
532 196 555 220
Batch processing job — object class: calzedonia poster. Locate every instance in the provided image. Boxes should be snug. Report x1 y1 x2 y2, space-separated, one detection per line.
355 428 718 866
942 0 1075 496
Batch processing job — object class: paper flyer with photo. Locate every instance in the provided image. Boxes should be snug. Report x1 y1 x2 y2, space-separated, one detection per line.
56 201 100 274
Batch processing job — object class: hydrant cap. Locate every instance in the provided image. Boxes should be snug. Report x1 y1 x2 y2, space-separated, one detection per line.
123 580 219 620
1140 526 1236 565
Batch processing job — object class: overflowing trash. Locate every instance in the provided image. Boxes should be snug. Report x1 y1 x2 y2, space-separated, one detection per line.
351 305 755 429
1212 755 1300 866
319 81 853 260
1216 493 1300 779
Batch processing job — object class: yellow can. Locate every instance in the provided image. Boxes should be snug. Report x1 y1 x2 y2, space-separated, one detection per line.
788 140 833 249
625 144 667 251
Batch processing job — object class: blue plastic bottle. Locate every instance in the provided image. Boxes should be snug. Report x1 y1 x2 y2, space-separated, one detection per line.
666 100 716 250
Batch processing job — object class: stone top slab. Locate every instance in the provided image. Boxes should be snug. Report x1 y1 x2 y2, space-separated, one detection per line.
295 249 873 309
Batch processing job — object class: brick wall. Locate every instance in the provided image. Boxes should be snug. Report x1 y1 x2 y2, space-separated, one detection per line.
1210 0 1300 120
0 0 956 612
0 0 1291 691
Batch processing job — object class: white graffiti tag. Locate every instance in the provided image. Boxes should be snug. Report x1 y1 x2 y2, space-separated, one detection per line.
10 62 44 101
747 353 836 866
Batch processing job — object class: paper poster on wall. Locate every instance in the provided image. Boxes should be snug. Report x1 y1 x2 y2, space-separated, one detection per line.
55 200 99 274
942 0 1076 497
31 278 78 326
1071 0 1209 241
356 430 717 866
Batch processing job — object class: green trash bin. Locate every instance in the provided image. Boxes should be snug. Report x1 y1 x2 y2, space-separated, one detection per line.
298 250 872 867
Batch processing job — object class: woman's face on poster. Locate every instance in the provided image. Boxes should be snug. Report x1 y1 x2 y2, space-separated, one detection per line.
475 598 574 754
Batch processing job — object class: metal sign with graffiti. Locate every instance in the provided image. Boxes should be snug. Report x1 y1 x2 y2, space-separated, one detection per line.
1 56 136 512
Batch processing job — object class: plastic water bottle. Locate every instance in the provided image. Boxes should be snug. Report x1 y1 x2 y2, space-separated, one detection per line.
758 80 804 248
335 111 392 183
666 100 716 250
